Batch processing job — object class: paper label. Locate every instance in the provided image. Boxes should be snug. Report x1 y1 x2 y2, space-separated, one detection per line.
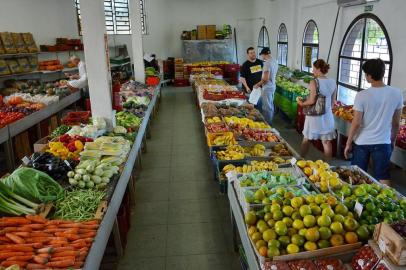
297 177 305 185
226 171 237 182
22 156 30 165
64 160 72 169
354 201 363 217
290 157 297 166
378 238 386 254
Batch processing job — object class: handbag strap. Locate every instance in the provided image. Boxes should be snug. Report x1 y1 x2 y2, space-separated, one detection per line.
314 78 320 95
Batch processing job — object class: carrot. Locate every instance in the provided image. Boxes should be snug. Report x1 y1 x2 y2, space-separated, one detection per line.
26 263 48 270
26 237 50 244
5 233 26 244
46 259 75 268
62 228 79 234
78 229 97 234
14 231 30 237
1 260 28 268
33 255 48 264
0 217 31 226
72 242 89 249
6 255 34 261
0 252 25 259
78 231 97 238
77 255 86 262
43 228 65 234
52 246 75 253
72 261 84 268
79 249 88 257
49 256 75 262
82 220 99 225
37 253 50 258
54 232 79 241
52 250 78 257
30 232 52 238
49 241 67 247
22 224 45 230
26 215 47 224
37 247 54 253
0 236 12 242
58 223 99 229
0 245 33 252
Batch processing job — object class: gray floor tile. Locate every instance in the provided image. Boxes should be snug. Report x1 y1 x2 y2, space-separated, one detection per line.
125 224 167 258
166 254 234 270
135 181 169 202
169 181 217 200
119 256 166 270
142 154 172 169
166 223 227 256
139 167 171 182
171 165 214 181
168 199 223 224
133 201 169 226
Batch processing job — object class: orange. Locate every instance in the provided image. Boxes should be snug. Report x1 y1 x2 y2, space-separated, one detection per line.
256 240 267 250
345 232 359 244
304 241 318 251
305 227 320 242
248 226 257 236
259 246 268 257
330 234 345 247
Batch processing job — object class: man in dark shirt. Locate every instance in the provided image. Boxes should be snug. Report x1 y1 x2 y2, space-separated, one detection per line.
240 47 263 94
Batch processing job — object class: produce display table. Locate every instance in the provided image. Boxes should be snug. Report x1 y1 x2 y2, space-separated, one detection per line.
228 180 260 270
82 84 161 270
391 146 406 169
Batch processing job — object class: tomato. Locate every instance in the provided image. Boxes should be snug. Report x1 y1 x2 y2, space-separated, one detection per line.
263 261 291 270
351 245 379 270
314 258 346 270
288 259 317 270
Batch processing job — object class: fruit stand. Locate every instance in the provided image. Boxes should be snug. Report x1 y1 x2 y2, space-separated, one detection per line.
190 68 406 270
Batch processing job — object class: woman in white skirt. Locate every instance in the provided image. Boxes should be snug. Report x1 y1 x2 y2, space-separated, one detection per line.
297 59 337 159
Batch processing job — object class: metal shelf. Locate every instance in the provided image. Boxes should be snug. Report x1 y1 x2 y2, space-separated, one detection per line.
82 83 161 270
0 71 42 79
39 50 83 54
0 52 38 58
228 180 260 270
8 91 81 137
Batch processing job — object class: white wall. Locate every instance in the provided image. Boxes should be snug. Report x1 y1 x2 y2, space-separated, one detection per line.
251 0 406 95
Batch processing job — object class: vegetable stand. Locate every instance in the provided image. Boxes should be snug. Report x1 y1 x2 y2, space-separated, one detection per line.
82 83 161 270
1 91 81 171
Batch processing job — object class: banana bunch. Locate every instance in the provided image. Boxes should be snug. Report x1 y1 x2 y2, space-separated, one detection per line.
222 164 236 174
247 144 266 157
271 156 290 164
222 161 278 174
206 116 222 124
212 133 235 146
216 145 245 160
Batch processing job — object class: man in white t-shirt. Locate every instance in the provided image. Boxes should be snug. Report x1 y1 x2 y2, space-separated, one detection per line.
254 47 278 124
66 55 88 90
344 59 403 182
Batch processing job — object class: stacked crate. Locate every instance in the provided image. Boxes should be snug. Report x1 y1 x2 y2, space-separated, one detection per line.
174 58 184 80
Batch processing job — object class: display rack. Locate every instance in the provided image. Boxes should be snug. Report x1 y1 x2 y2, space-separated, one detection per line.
82 83 161 270
0 127 8 145
0 52 38 58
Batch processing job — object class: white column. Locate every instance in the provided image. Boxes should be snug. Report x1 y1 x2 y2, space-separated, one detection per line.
80 0 115 130
129 0 145 83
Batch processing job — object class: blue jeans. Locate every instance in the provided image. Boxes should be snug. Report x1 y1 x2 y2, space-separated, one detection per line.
261 88 275 125
351 143 392 180
255 97 263 113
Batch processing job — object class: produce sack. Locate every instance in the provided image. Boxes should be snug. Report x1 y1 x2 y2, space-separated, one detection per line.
4 167 64 203
0 32 17 54
11 33 28 53
6 59 21 74
17 57 31 73
21 32 38 53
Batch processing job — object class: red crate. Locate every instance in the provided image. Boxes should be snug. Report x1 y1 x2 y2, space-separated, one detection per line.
225 64 240 73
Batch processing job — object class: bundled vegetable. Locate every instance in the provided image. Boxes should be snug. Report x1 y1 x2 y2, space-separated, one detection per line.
3 168 64 203
67 160 119 189
0 181 40 216
53 189 106 221
116 111 142 131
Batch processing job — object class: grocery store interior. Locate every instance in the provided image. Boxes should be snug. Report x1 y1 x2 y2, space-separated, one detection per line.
0 0 406 270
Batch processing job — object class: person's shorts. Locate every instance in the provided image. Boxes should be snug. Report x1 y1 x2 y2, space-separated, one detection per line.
351 143 392 180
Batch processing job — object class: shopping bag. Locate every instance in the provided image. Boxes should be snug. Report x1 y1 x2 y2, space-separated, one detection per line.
249 87 261 105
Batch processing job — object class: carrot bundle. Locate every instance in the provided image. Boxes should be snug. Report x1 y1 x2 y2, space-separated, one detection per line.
0 215 99 269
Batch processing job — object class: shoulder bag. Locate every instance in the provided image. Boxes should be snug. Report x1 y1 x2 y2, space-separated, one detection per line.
303 78 326 116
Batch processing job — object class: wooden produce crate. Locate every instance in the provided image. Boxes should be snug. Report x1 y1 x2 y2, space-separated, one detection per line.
374 222 406 265
33 136 51 152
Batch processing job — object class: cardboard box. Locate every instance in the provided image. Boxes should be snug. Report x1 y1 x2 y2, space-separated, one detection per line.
206 25 216 40
374 223 406 265
197 25 207 40
34 136 50 153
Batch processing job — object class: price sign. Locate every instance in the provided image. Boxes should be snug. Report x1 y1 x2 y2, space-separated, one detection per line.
22 156 30 165
378 238 386 254
305 47 313 68
226 171 237 182
354 201 363 217
290 157 297 166
64 160 72 170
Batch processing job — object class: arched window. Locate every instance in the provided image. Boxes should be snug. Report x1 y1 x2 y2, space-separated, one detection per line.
338 14 392 105
277 23 288 66
301 20 319 73
257 26 270 57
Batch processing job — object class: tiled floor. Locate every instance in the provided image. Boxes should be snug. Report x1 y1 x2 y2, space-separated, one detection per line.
118 86 406 270
118 87 241 270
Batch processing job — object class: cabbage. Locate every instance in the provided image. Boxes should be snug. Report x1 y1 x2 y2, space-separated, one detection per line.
4 167 64 203
114 126 127 134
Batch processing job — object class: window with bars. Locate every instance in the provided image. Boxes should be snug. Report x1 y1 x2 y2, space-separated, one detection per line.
277 23 288 66
301 20 319 73
74 0 147 35
337 14 392 105
257 26 270 57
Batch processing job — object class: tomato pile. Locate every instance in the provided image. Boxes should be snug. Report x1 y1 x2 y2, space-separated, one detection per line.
0 111 25 128
351 245 379 270
314 258 346 270
288 260 317 270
